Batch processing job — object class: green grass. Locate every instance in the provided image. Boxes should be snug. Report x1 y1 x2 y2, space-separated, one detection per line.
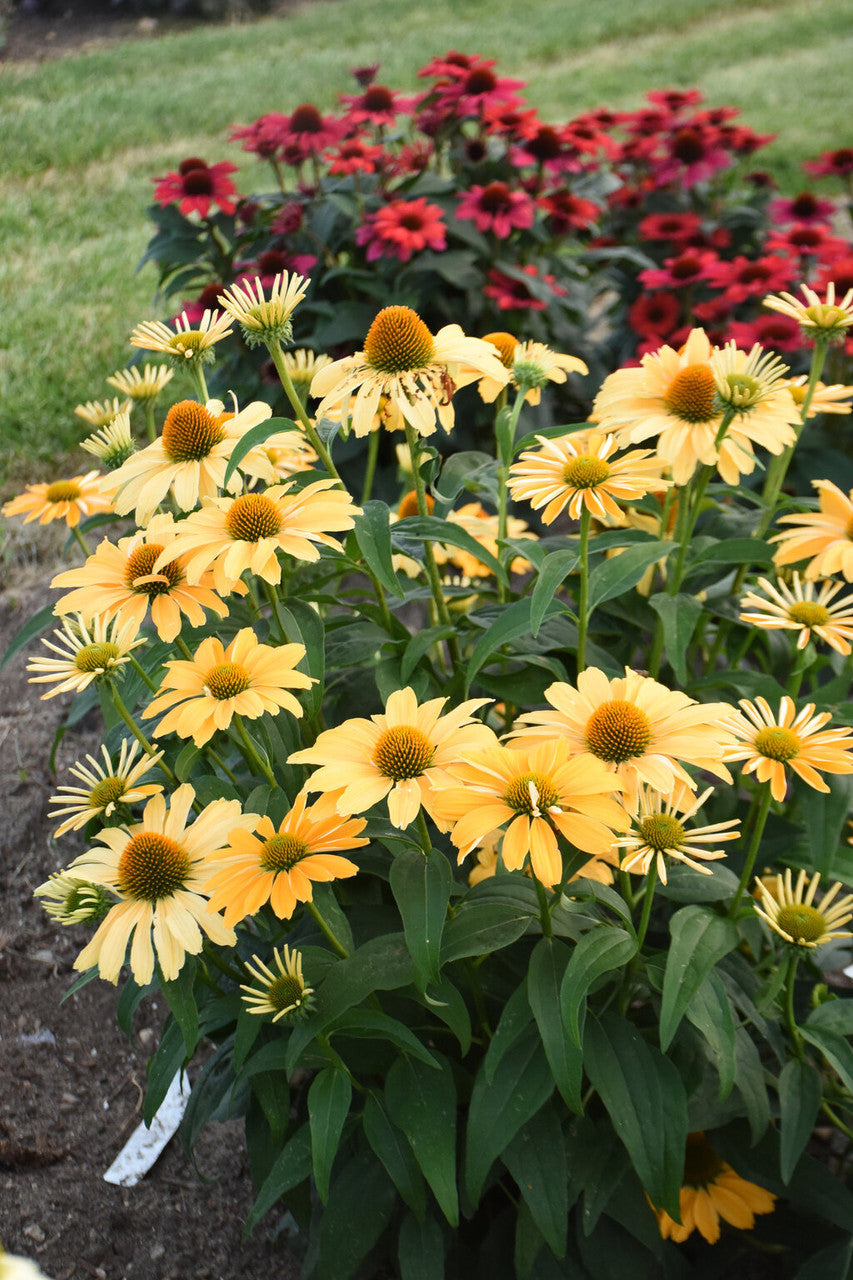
2 0 852 484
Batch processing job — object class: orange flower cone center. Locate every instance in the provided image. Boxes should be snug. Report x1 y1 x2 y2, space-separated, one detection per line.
260 832 310 872
638 812 685 851
125 544 183 595
372 724 435 780
482 331 518 368
225 493 284 541
788 601 830 627
776 903 826 944
161 400 225 461
363 306 436 375
89 776 128 809
754 726 800 762
503 771 560 814
663 365 718 423
46 481 82 503
204 662 251 699
562 456 611 489
683 1133 726 1188
585 699 653 763
73 642 121 673
117 831 192 901
397 489 434 518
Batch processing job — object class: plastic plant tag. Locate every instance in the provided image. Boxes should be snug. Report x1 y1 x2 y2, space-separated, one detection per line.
103 1071 190 1186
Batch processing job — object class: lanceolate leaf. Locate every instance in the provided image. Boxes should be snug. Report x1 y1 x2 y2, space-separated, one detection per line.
362 1093 427 1219
245 1125 313 1232
353 501 406 599
309 1067 353 1203
222 416 297 488
160 958 199 1057
778 1058 822 1184
484 981 533 1084
394 514 507 584
327 1007 438 1068
464 596 567 691
684 970 737 1100
560 926 637 1048
316 1149 397 1280
398 1212 445 1280
587 540 673 611
441 901 532 963
386 1054 459 1227
647 593 703 686
390 846 452 990
801 1023 853 1096
584 1013 687 1217
527 938 583 1111
659 905 738 1051
503 1101 568 1259
0 602 55 670
530 549 579 637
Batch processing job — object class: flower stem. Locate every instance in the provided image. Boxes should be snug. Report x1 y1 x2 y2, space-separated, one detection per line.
495 388 526 604
576 505 592 673
533 874 554 938
729 784 773 917
127 652 160 693
307 899 350 958
263 579 290 643
70 525 92 558
232 712 277 788
361 426 380 505
635 860 658 951
265 339 342 482
403 421 461 669
192 363 209 404
756 336 829 542
143 401 157 444
109 683 179 788
784 952 806 1058
414 810 432 857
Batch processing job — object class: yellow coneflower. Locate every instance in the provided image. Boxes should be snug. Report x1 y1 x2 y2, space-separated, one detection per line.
27 614 144 699
68 784 255 984
106 363 174 403
130 309 233 365
240 945 314 1022
204 791 366 925
772 479 853 581
764 281 853 342
508 429 667 524
0 1242 56 1279
435 502 535 578
509 667 737 810
310 304 510 438
784 375 853 418
142 627 313 747
217 271 309 347
50 514 231 643
280 348 333 401
615 780 739 884
429 737 630 888
2 472 114 528
80 411 136 470
724 696 853 802
739 573 853 655
149 480 360 596
753 868 853 948
33 871 111 924
74 397 131 427
289 686 497 830
478 335 588 405
652 1131 776 1244
47 739 164 838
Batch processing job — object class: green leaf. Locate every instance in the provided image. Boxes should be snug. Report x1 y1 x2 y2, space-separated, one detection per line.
560 926 637 1048
390 847 452 990
530 549 579 637
400 626 457 684
683 536 773 576
684 970 737 1100
0 602 56 670
584 1013 687 1217
316 1150 397 1280
423 976 472 1055
143 1018 187 1125
465 1036 553 1206
465 595 566 691
363 1092 427 1219
434 450 498 505
801 1023 853 1095
502 1101 568 1259
398 1212 445 1280
386 1054 459 1227
734 1028 772 1142
181 1039 237 1155
794 1237 853 1280
245 1125 312 1233
394 514 507 585
805 999 853 1036
353 501 405 599
659 906 738 1051
527 938 583 1111
249 1068 289 1146
222 416 297 489
797 774 853 879
309 1067 352 1203
310 882 355 958
116 976 154 1038
327 1007 438 1068
587 541 673 611
485 982 533 1084
656 861 741 903
160 958 199 1057
647 594 703 686
277 599 326 717
779 1058 822 1184
441 901 531 964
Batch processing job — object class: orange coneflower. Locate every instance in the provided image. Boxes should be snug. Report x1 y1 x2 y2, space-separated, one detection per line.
204 791 367 925
615 780 739 884
429 737 630 888
739 573 853 655
724 696 853 802
772 479 853 581
289 686 497 830
652 1132 776 1245
310 304 510 438
2 471 114 528
67 784 255 984
50 514 231 643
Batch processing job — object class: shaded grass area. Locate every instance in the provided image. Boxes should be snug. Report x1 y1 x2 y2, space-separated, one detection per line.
2 0 852 482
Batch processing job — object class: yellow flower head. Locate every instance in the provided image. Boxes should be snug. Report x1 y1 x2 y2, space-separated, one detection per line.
739 572 853 655
130 309 233 366
753 868 853 948
764 281 853 342
34 871 112 925
74 397 131 427
652 1132 776 1245
2 471 114 529
290 686 498 830
27 613 144 700
310 305 510 439
616 780 739 884
478 334 588 406
142 626 313 747
772 479 853 582
241 945 315 1022
80 410 136 470
784 375 853 418
725 695 853 802
48 739 164 838
106 363 174 403
217 271 309 347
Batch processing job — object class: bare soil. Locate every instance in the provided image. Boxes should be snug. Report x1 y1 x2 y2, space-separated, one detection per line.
0 534 299 1280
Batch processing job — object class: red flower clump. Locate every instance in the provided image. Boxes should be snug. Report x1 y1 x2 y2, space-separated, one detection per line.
456 182 536 238
153 158 238 218
355 198 447 262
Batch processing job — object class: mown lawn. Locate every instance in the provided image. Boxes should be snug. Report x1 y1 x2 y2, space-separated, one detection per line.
2 0 851 483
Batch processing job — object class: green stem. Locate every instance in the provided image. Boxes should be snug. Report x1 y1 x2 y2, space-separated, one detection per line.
109 683 179 788
203 940 247 988
232 712 277 788
174 635 194 661
71 525 92 558
403 421 461 668
729 785 773 917
192 362 209 404
361 426 380 505
414 810 432 857
784 952 806 1058
307 899 350 958
205 744 241 788
576 505 592 673
635 860 658 951
496 388 526 604
786 642 814 699
128 652 159 693
263 579 289 643
821 1102 853 1144
265 339 342 482
143 401 157 444
533 874 553 938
